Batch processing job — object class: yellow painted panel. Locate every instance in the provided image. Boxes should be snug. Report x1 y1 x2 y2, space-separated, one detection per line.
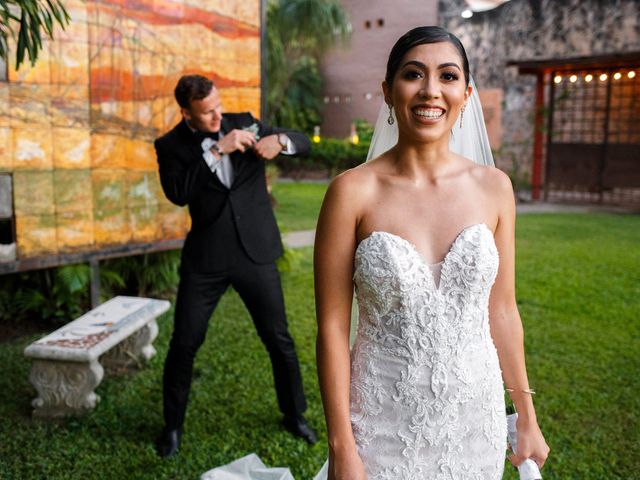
9 84 51 129
56 210 94 253
0 128 12 171
94 208 131 246
91 134 127 169
12 129 53 170
51 84 91 128
16 214 58 257
125 138 157 171
53 128 91 169
8 39 51 84
158 202 189 240
129 204 160 242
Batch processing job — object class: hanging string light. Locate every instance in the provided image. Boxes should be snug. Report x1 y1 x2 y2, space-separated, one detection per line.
569 75 577 83
585 74 593 82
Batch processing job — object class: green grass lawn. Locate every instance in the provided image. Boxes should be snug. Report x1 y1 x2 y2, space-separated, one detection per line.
0 212 638 479
272 181 328 231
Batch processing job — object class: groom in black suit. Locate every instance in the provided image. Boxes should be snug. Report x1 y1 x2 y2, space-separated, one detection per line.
154 75 316 457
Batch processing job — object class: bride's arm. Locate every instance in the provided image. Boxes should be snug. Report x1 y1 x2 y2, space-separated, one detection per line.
315 171 367 480
487 170 550 469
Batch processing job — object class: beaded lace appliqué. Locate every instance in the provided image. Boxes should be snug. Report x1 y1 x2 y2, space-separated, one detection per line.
350 223 507 479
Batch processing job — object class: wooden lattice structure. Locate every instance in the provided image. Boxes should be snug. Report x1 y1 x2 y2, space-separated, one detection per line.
510 53 640 205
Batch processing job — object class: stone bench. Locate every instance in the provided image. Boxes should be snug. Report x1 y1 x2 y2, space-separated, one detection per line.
24 296 170 418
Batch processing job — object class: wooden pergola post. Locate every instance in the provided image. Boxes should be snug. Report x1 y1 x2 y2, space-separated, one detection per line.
531 71 546 200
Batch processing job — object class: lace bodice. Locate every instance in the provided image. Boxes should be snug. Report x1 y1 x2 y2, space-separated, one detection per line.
349 223 507 479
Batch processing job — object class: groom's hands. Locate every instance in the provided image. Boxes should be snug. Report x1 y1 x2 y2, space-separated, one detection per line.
214 129 256 155
212 130 283 160
253 135 283 160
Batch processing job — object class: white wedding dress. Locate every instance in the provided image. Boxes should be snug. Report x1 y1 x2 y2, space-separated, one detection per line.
317 222 507 479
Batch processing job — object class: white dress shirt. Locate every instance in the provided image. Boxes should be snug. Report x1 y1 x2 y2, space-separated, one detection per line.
198 128 296 189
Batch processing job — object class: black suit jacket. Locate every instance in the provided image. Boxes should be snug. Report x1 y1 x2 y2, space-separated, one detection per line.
155 113 311 271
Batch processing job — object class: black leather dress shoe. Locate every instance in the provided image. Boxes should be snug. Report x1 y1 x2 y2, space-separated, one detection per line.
282 415 318 445
156 427 182 458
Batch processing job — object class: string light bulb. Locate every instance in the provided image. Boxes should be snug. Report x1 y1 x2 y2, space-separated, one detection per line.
628 71 636 79
613 72 622 80
599 73 608 81
569 75 577 83
585 74 593 82
554 75 562 84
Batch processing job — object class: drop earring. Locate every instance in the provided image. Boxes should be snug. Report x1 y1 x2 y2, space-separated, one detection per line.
387 105 394 125
459 105 466 128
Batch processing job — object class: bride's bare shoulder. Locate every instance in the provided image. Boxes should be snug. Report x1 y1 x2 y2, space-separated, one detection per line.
325 159 383 203
468 162 513 200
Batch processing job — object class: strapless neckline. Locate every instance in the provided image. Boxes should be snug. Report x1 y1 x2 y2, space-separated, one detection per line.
356 222 492 267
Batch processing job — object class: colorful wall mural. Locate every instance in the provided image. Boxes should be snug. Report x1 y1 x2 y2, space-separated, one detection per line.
0 0 261 265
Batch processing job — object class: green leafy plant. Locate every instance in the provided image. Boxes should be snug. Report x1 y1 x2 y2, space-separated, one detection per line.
276 119 373 176
0 263 91 327
0 0 70 68
266 0 350 133
101 250 181 299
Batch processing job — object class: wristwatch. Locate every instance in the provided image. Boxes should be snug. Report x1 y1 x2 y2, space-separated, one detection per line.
277 133 288 149
211 142 224 156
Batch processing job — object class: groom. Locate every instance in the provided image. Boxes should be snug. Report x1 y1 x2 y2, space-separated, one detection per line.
154 74 316 457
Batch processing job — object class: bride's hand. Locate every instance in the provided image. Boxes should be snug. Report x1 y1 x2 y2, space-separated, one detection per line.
509 417 550 469
329 446 368 480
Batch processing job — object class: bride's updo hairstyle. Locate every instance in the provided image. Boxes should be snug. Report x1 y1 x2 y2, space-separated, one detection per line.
385 26 470 89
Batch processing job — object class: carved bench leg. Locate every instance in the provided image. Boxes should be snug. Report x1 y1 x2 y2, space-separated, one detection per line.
29 359 104 418
100 318 159 372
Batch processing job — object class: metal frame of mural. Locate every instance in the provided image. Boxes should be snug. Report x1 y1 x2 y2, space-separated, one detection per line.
510 52 640 205
0 0 265 285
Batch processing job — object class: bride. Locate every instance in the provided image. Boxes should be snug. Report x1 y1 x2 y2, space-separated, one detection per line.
314 26 549 479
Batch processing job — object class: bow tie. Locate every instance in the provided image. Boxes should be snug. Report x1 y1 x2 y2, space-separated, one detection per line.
194 130 219 141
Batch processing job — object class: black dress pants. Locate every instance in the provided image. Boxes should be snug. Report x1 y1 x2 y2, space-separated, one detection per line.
162 240 307 430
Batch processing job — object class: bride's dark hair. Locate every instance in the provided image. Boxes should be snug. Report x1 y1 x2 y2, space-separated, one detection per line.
385 26 470 88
